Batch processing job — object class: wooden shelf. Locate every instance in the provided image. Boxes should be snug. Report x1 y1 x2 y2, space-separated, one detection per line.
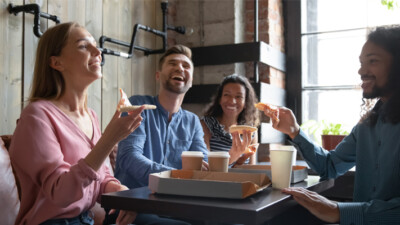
191 41 285 72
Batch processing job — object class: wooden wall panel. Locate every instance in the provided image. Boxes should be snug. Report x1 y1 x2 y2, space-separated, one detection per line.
48 0 85 25
131 0 157 96
0 0 23 135
85 0 103 125
118 0 133 106
23 0 48 108
102 0 158 130
102 0 120 129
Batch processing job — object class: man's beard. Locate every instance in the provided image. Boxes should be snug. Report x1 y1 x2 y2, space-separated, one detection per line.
363 85 384 99
164 79 191 94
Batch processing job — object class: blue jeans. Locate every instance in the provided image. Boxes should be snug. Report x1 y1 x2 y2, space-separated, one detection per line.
39 211 94 225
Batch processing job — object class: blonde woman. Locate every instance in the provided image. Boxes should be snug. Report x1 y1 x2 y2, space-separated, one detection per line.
9 22 142 225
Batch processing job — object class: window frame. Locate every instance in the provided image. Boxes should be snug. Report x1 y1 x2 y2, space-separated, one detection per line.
283 0 303 123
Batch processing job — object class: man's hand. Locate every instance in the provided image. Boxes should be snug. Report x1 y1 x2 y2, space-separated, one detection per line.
114 210 137 225
282 187 340 223
201 160 209 171
263 107 300 139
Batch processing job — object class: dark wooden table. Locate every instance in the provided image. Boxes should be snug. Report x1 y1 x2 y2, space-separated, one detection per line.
101 176 334 225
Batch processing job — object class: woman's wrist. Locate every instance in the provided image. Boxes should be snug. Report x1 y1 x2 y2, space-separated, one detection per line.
228 151 241 164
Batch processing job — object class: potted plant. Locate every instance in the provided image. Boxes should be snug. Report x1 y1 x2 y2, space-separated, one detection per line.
300 120 349 151
320 122 349 150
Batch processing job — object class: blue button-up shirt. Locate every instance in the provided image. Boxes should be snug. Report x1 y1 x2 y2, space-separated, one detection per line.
292 113 400 225
115 95 209 189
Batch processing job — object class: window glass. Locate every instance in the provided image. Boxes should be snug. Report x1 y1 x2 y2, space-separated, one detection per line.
300 0 399 135
302 29 366 87
301 0 367 34
302 89 363 142
367 0 400 27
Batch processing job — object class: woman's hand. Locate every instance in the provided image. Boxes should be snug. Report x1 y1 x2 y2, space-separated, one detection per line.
234 143 259 166
282 187 340 223
105 182 137 225
85 106 144 171
102 106 144 147
229 130 252 164
264 107 300 139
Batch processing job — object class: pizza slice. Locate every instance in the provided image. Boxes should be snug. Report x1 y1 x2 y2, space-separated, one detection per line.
119 104 157 112
254 102 280 122
229 125 258 134
118 88 156 112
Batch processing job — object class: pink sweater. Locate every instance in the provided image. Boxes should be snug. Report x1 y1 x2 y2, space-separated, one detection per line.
9 100 118 225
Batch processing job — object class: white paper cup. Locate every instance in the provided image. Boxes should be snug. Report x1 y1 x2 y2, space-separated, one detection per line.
181 151 204 170
270 149 295 189
208 152 230 172
274 145 297 166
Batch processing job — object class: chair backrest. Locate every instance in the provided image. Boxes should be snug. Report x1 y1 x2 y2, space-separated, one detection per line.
0 136 20 225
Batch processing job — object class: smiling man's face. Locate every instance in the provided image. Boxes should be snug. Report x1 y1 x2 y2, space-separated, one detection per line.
358 41 393 99
157 53 193 94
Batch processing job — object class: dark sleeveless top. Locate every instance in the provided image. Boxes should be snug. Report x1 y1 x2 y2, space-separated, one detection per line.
201 116 232 153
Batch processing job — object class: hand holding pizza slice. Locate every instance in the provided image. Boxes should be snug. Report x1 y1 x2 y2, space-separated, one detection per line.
234 143 259 166
117 88 156 113
118 88 131 110
245 143 259 154
255 102 280 123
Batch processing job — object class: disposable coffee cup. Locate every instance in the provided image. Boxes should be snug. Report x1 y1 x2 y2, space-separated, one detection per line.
270 149 295 189
274 145 297 166
181 151 204 170
208 152 230 172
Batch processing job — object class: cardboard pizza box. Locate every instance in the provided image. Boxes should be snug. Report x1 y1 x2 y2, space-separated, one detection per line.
229 165 308 183
149 170 271 199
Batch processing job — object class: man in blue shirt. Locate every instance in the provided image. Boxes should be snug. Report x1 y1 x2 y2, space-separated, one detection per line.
263 26 400 224
104 45 209 225
115 45 209 189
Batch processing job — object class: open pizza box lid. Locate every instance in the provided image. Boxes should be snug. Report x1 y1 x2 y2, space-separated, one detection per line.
149 170 271 199
229 164 308 183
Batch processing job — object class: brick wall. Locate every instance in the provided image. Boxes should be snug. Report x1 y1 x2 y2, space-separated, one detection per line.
245 0 285 89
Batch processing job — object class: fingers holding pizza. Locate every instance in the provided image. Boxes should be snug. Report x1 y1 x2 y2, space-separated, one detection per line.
255 102 280 123
227 125 257 164
255 102 301 139
233 143 259 166
245 143 259 154
118 88 157 114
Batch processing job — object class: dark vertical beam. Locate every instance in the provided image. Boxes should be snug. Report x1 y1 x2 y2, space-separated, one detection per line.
253 0 259 83
283 0 302 123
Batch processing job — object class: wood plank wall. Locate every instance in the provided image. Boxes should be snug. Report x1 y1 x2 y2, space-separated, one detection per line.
0 0 159 135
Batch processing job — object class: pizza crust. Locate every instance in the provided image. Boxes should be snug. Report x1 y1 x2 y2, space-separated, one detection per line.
119 104 157 112
229 125 258 134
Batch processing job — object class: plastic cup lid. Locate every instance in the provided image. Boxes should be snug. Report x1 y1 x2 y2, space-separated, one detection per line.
208 151 230 158
181 151 204 157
